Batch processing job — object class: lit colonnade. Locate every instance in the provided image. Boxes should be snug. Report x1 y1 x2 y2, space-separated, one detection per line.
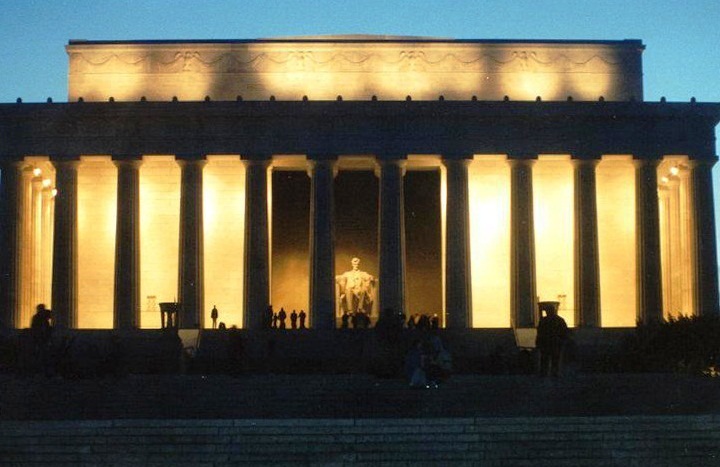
466 153 709 328
9 159 57 328
0 148 717 331
0 154 248 329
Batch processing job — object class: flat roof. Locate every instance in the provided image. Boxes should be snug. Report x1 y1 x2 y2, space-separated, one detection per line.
68 37 644 47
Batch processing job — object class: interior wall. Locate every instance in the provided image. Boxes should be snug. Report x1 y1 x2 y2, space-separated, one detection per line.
203 156 246 328
468 156 511 327
533 156 575 327
77 156 116 328
139 156 180 328
596 156 637 326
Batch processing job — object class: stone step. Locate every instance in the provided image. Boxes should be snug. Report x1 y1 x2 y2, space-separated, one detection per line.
1 416 719 465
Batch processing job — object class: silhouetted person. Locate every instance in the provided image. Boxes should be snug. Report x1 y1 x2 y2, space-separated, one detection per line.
341 312 350 329
30 304 53 376
218 322 226 330
298 310 306 329
278 308 287 329
272 313 278 329
407 314 416 329
265 306 274 329
536 305 569 377
290 310 298 329
211 305 219 329
405 340 425 387
417 314 430 330
430 313 440 329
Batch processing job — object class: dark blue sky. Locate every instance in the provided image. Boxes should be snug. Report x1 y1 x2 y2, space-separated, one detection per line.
1 0 719 272
1 0 717 103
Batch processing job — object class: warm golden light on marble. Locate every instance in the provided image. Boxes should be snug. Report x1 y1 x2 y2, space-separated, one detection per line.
17 158 55 327
140 156 180 328
203 156 246 328
658 156 695 318
597 156 636 326
533 156 574 326
68 41 641 101
77 156 116 328
468 155 511 327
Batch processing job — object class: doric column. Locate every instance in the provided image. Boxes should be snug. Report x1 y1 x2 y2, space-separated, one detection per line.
177 156 206 329
509 157 537 328
634 157 663 323
308 156 336 329
0 158 21 328
113 157 142 329
442 156 472 328
377 157 407 316
51 158 79 329
573 158 601 327
242 158 271 329
689 157 719 316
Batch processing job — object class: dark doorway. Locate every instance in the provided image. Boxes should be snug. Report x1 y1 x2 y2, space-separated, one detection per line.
271 170 310 314
405 169 442 319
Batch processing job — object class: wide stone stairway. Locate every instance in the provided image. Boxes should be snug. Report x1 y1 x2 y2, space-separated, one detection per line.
1 374 720 465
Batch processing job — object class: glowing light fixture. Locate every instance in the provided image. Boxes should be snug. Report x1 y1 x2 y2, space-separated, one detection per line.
42 179 51 188
32 168 41 177
669 166 679 176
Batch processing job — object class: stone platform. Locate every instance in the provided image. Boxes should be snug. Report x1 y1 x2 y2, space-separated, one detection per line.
1 373 720 465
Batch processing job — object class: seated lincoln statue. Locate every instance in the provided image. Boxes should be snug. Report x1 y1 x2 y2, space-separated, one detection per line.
335 257 377 319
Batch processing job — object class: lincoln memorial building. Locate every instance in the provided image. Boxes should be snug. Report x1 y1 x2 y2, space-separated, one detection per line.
0 36 718 331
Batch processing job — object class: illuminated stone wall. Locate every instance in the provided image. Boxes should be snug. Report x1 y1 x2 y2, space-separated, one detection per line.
468 156 511 327
139 156 180 328
658 156 696 318
77 156 116 328
596 156 636 326
203 157 246 328
533 156 575 327
67 38 643 102
17 158 55 327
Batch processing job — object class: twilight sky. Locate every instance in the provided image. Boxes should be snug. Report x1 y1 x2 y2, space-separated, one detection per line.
1 0 717 103
1 0 719 277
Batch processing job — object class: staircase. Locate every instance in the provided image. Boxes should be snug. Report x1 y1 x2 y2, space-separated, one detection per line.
2 415 719 466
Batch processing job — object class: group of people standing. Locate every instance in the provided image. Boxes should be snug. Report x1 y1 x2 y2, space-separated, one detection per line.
405 334 452 388
265 306 307 330
406 313 440 330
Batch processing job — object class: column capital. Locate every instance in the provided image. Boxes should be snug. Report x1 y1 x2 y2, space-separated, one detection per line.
50 158 80 169
241 157 271 169
306 157 338 178
306 153 338 162
111 154 143 162
507 156 537 167
570 157 601 167
112 158 143 169
441 156 472 168
176 155 207 168
48 154 80 162
375 154 408 163
687 156 718 169
374 156 407 177
0 157 24 169
632 155 663 167
507 152 538 161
